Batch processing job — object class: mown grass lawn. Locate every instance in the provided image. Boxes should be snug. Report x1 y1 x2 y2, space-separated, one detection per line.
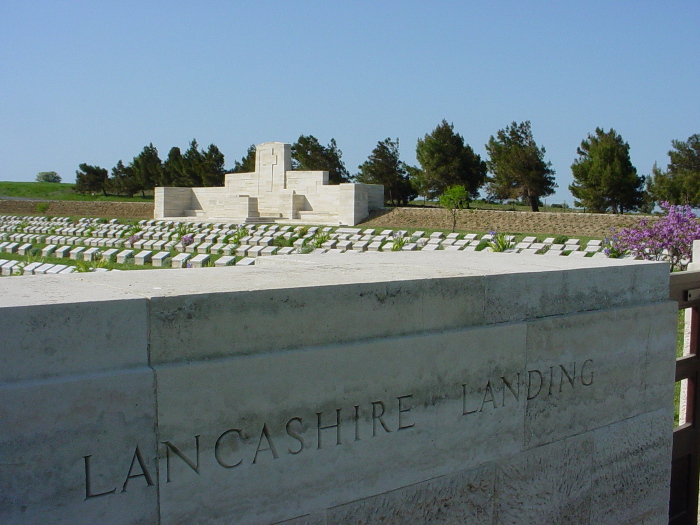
0 181 153 202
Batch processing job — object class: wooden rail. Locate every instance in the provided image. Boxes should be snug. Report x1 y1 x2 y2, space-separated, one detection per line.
669 270 700 524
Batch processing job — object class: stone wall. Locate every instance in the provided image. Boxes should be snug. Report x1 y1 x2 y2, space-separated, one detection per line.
361 207 657 237
0 253 676 524
0 199 154 219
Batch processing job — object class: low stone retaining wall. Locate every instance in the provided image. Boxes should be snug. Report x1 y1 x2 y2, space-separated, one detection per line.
361 207 656 237
0 253 676 524
0 199 154 219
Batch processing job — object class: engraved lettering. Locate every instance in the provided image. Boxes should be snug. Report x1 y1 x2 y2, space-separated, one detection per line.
285 417 304 455
397 395 414 430
559 363 575 392
214 429 244 468
121 446 154 492
372 401 392 436
83 455 116 500
501 373 520 406
479 380 497 411
354 405 361 441
527 370 543 400
462 383 478 415
581 359 594 386
253 423 279 463
316 409 342 449
548 366 555 396
162 435 200 483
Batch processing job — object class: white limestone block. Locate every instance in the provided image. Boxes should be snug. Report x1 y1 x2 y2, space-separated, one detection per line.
116 250 135 264
171 253 191 268
189 254 210 268
69 246 87 261
134 251 153 265
236 257 255 265
236 245 253 257
214 256 236 266
33 263 55 274
45 264 68 274
152 252 172 268
41 245 57 257
83 247 100 261
1 260 20 276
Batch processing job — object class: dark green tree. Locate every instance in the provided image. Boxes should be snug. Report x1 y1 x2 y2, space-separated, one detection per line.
647 134 700 206
163 147 187 186
201 144 226 186
485 121 556 212
182 139 205 186
569 128 644 214
36 171 61 183
292 135 350 183
108 160 140 197
356 138 415 206
406 164 430 205
415 120 487 198
131 143 163 196
74 163 108 195
231 144 257 173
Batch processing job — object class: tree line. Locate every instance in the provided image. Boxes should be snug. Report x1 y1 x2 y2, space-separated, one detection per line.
74 125 700 213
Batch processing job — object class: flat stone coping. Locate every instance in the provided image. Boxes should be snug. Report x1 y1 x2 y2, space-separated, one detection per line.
0 250 666 305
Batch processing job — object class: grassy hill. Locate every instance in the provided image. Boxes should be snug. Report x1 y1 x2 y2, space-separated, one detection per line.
0 181 153 202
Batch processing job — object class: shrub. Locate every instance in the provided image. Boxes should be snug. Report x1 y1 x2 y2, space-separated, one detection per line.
488 231 514 252
553 235 569 244
609 202 700 271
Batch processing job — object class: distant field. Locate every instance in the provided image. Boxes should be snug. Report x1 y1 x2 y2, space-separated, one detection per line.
407 198 580 213
0 181 153 202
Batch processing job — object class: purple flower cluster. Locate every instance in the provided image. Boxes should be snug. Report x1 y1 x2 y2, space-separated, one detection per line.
180 233 194 247
126 234 141 246
609 202 700 271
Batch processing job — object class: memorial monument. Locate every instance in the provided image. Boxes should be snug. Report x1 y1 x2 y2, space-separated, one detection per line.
0 252 676 524
154 142 384 226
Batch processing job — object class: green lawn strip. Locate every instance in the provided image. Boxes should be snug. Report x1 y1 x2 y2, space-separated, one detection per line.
0 181 154 202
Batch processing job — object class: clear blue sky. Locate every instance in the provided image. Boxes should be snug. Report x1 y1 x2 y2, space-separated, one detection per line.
1 1 698 204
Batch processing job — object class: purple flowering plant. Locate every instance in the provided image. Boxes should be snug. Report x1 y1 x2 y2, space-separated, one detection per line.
607 202 700 271
126 234 141 247
180 233 194 248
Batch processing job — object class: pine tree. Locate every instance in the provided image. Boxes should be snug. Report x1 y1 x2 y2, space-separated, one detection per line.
485 121 556 212
415 120 486 198
569 128 643 214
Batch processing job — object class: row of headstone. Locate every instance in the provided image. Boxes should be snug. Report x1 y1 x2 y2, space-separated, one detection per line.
0 215 628 275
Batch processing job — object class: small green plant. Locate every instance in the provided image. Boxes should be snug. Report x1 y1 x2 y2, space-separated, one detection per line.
475 240 489 251
122 224 142 238
229 227 249 245
36 202 50 214
310 231 330 249
553 235 569 244
438 185 470 233
273 236 294 248
296 226 309 237
488 231 514 252
391 237 407 251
